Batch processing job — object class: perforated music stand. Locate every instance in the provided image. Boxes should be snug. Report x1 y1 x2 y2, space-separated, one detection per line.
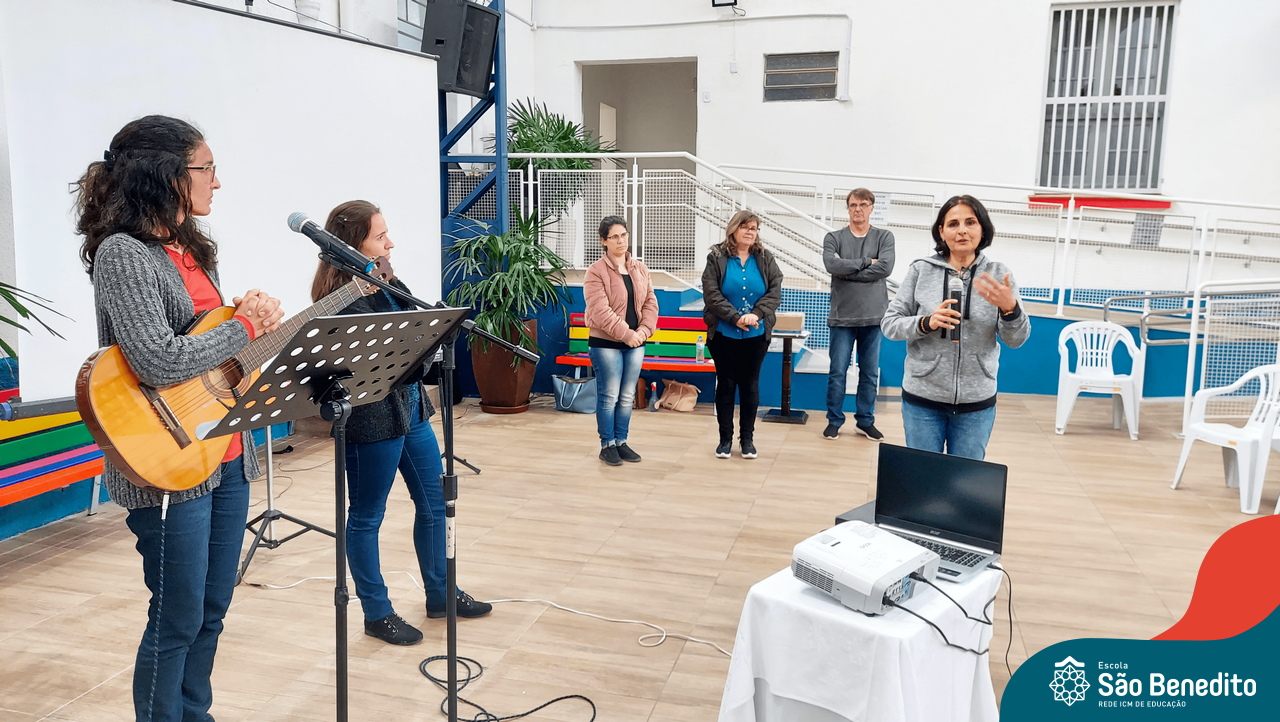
196 306 469 722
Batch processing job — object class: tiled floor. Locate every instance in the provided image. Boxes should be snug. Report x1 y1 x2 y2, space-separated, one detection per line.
0 393 1269 720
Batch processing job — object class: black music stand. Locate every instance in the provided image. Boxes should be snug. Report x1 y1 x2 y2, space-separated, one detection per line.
196 307 469 722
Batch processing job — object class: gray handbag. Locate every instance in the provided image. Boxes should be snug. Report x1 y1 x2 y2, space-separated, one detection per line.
552 375 597 413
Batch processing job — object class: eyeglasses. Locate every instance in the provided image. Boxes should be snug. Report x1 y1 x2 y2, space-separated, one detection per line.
606 232 629 241
186 164 217 177
848 202 873 210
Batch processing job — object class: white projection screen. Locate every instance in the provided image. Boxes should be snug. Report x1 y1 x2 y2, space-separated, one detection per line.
0 0 441 402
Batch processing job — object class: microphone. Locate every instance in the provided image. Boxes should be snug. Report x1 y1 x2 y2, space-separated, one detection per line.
942 273 964 341
287 212 375 273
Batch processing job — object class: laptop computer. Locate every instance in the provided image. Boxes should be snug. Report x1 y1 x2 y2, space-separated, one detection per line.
873 444 1008 584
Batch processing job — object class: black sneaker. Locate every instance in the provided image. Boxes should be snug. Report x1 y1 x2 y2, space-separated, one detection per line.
741 440 758 459
715 441 732 459
822 424 840 440
599 445 623 466
855 423 885 441
364 612 423 646
427 590 493 619
616 443 641 463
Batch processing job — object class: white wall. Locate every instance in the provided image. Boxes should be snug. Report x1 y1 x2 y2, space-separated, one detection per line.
0 49 17 355
0 0 440 402
513 0 1280 207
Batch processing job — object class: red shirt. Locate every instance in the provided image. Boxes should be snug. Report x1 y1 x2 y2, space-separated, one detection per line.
165 247 252 463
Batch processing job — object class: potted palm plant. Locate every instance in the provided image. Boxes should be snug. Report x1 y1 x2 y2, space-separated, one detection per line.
505 99 614 216
444 213 570 413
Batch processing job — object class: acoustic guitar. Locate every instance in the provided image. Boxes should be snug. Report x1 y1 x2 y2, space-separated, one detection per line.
75 256 392 491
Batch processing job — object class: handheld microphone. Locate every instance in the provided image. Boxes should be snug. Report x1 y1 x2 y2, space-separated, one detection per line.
942 273 964 341
287 212 375 273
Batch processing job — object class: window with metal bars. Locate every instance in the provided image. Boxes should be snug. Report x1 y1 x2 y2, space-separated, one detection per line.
763 52 839 102
1038 3 1176 191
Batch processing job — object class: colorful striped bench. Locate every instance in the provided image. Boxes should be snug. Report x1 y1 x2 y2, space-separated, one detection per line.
0 408 104 509
555 313 717 373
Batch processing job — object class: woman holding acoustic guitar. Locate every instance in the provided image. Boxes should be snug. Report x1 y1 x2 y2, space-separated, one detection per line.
75 115 284 721
309 200 491 647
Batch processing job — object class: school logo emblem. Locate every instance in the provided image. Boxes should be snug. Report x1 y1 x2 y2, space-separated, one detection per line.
1049 656 1091 706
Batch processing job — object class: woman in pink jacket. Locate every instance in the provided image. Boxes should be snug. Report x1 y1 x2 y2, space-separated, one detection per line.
584 216 659 466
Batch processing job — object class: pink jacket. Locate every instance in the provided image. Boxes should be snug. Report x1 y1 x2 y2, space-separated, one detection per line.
584 253 659 343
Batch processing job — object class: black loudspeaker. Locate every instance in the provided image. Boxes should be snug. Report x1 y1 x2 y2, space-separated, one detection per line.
422 0 500 98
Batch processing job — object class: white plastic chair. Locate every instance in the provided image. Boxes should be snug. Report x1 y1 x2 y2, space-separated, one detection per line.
1056 321 1146 440
1171 364 1280 514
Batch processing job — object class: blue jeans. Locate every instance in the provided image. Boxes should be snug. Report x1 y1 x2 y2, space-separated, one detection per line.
826 325 882 428
125 457 250 722
901 399 997 460
588 345 645 446
345 406 446 620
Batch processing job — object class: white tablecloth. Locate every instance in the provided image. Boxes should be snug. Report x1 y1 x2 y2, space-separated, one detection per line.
718 567 1002 722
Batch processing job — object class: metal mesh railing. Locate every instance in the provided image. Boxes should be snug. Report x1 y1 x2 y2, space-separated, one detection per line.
1204 218 1280 285
640 169 831 290
447 168 526 228
534 169 627 268
1200 293 1280 419
1067 206 1199 309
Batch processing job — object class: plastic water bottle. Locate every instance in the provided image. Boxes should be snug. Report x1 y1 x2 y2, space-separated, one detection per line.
695 334 706 364
649 382 659 411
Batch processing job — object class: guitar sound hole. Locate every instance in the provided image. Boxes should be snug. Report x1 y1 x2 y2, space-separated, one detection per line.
202 360 248 400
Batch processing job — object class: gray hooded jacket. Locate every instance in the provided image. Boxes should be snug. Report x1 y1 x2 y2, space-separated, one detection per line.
881 253 1031 407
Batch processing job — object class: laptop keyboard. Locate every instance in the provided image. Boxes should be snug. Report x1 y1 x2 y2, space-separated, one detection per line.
898 535 986 567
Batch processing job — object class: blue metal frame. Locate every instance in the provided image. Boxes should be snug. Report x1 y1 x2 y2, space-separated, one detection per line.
439 0 508 235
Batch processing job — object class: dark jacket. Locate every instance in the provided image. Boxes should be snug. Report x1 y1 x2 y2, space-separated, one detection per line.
701 245 785 343
337 278 436 444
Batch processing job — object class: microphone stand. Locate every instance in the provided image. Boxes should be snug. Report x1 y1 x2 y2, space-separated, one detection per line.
316 250 537 722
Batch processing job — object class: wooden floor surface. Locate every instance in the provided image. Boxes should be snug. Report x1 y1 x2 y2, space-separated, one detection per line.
0 393 1270 721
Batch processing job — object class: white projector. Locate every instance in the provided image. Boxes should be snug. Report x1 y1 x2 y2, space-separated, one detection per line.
792 520 940 615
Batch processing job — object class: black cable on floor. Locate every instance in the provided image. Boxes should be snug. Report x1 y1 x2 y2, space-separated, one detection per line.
418 655 596 722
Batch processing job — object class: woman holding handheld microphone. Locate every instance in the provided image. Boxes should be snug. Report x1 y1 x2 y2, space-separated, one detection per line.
881 195 1030 460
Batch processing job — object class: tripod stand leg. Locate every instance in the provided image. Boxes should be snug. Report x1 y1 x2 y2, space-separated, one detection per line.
236 510 276 586
443 453 481 475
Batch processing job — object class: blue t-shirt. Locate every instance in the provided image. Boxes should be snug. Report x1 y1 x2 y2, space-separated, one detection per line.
716 254 767 339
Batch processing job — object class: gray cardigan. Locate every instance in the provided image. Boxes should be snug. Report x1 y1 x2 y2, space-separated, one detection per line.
823 226 896 327
881 253 1031 407
91 233 261 509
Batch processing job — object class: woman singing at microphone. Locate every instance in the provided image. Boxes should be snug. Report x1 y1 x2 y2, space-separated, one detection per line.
309 200 492 646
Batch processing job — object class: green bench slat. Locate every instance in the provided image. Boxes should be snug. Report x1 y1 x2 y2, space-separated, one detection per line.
0 424 96 468
567 339 713 358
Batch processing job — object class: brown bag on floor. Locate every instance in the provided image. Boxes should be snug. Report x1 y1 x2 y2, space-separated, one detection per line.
657 379 700 412
634 377 648 410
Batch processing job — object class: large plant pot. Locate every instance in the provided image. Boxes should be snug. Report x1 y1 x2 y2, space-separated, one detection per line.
471 320 537 414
